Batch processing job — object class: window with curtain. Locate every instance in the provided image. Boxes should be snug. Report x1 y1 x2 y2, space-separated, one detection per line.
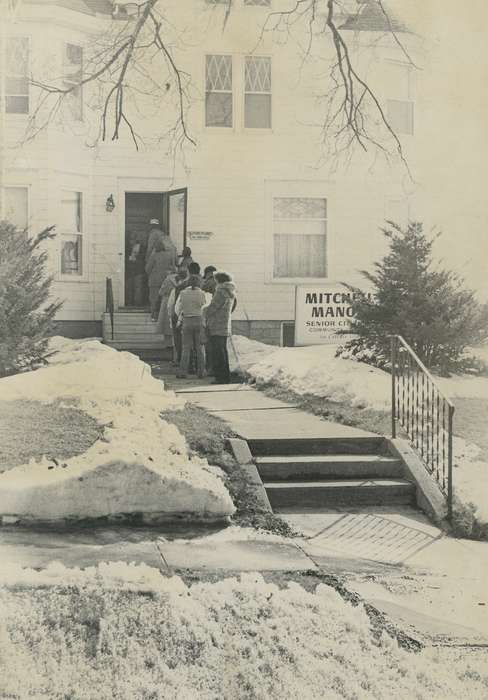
63 43 83 121
4 187 28 230
244 56 271 128
205 54 233 127
60 192 83 276
5 36 29 114
273 197 327 279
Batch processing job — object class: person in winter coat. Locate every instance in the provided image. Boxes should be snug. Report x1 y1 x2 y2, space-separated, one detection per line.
178 246 193 271
202 265 217 295
146 239 172 320
156 268 177 346
175 274 207 378
204 271 236 384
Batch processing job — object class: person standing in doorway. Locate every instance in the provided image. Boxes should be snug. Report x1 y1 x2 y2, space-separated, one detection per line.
205 271 236 384
145 218 164 262
146 239 169 320
126 230 145 306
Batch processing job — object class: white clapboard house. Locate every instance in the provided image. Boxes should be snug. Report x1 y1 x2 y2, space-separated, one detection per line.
1 0 419 349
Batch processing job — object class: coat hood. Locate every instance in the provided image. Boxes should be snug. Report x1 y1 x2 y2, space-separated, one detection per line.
219 281 236 297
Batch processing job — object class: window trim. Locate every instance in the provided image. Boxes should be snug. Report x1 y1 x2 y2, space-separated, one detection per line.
265 183 332 285
58 190 88 282
4 34 30 116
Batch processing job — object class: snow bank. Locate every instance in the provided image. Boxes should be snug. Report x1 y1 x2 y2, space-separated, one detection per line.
233 336 391 411
1 563 487 699
0 338 234 521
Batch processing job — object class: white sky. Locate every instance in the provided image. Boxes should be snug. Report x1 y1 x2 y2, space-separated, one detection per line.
391 1 488 298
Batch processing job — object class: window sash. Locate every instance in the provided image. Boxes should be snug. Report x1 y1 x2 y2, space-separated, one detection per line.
387 99 414 135
4 187 28 230
5 36 29 113
206 54 233 127
59 192 83 276
272 196 328 279
63 43 83 121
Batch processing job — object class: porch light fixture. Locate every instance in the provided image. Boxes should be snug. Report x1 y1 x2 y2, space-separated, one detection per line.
105 194 115 212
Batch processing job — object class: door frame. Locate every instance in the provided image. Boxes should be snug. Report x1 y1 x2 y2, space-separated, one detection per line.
165 187 188 251
117 178 186 306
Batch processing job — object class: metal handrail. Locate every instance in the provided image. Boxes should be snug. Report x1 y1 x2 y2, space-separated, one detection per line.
105 277 114 340
390 335 455 519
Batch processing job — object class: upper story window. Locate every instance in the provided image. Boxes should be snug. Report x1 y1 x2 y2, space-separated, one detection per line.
60 191 83 277
387 99 413 136
244 56 271 128
5 37 29 114
273 197 327 280
63 43 83 121
385 61 414 136
205 54 233 127
244 0 271 5
4 187 28 230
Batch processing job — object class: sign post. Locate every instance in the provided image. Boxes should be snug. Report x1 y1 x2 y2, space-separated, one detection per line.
294 284 359 346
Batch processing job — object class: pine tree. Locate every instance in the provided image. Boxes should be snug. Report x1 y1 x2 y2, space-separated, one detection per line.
0 221 63 377
339 221 488 374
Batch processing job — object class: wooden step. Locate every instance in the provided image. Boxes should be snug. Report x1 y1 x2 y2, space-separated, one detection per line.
105 340 166 351
264 479 415 509
248 436 389 457
255 454 403 480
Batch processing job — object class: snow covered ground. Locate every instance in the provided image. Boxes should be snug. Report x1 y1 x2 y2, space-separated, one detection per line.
0 338 234 521
232 336 488 526
1 562 487 699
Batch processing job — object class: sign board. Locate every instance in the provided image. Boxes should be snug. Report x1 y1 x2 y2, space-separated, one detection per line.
189 231 213 241
294 284 358 346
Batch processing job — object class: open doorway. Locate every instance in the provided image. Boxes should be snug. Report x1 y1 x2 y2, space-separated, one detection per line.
124 189 187 307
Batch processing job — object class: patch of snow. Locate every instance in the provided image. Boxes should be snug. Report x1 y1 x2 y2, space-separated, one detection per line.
0 564 487 698
0 338 235 520
232 336 391 411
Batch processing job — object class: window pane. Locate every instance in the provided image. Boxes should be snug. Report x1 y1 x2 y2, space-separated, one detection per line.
6 96 29 114
274 197 327 219
61 235 82 275
66 86 83 121
387 99 414 135
244 0 271 5
60 192 82 232
244 93 271 129
245 57 271 92
274 234 327 278
205 91 232 127
6 37 29 77
4 187 28 230
206 55 232 91
6 76 29 94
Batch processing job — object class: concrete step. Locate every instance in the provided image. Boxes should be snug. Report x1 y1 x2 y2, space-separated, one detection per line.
264 479 415 509
249 436 389 457
255 454 403 480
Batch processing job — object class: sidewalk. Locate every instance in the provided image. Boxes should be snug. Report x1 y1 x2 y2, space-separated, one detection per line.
1 376 488 646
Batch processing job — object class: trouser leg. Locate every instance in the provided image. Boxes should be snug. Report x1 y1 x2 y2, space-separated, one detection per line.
180 323 193 375
211 335 230 384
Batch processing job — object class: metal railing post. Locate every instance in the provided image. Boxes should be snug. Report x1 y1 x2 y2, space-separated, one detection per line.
391 336 397 439
447 404 455 521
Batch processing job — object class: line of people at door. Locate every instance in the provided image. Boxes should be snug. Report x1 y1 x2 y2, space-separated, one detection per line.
155 262 236 384
126 217 237 384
